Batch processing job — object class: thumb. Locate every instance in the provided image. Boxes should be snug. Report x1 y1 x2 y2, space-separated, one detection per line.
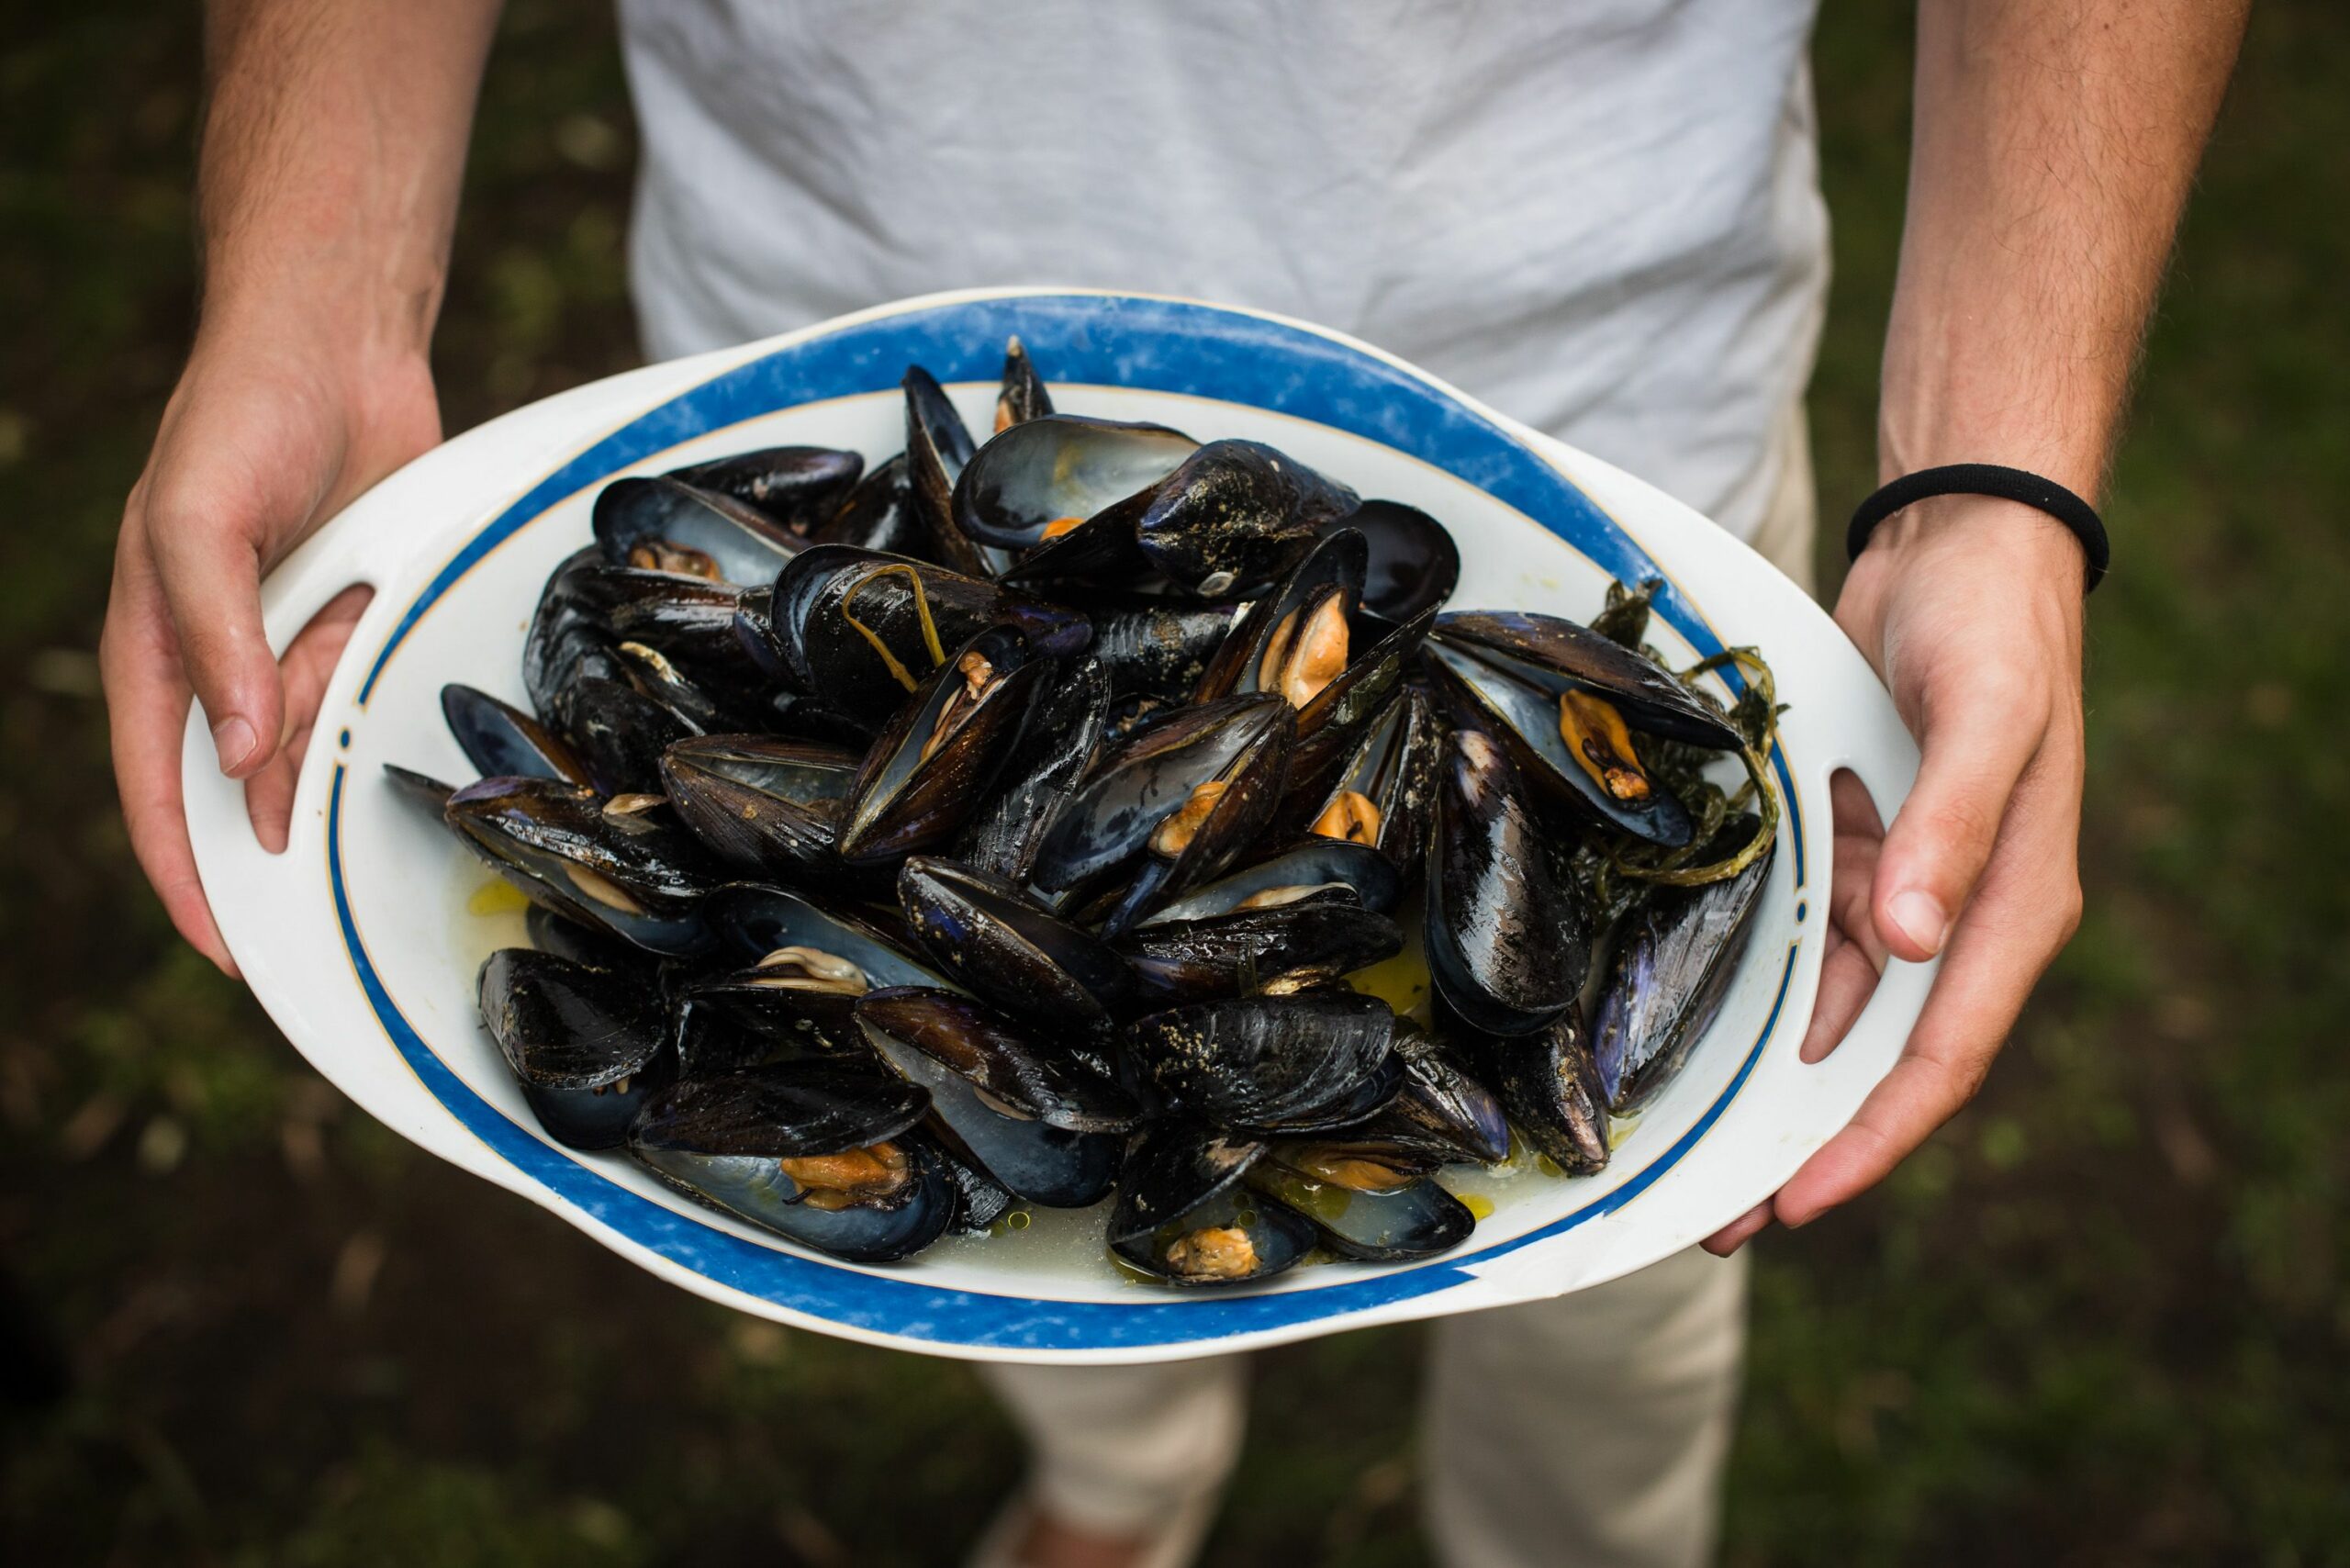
1871 667 2044 962
146 484 291 781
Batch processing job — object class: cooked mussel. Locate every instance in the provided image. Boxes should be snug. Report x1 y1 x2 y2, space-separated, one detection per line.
445 778 719 955
838 624 1046 863
901 366 992 577
659 734 860 879
1089 601 1243 701
441 683 587 785
549 675 696 799
1283 685 1443 875
665 445 863 532
1332 499 1460 626
856 987 1136 1206
1460 1003 1611 1173
953 655 1111 883
1592 812 1774 1112
1133 440 1360 599
1246 1157 1473 1263
898 857 1133 1030
477 948 673 1148
994 336 1053 431
1293 1021 1511 1169
593 475 808 584
952 414 1198 550
1119 840 1404 1004
1424 728 1590 1036
1122 990 1397 1130
627 1061 952 1262
1107 1120 1315 1286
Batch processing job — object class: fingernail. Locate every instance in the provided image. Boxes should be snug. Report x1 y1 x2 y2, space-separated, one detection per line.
1887 890 1949 957
212 715 258 772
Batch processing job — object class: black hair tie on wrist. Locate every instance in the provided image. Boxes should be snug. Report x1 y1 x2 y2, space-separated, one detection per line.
1846 464 2109 593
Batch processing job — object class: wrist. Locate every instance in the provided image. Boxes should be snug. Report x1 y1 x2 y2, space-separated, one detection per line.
1862 494 2090 591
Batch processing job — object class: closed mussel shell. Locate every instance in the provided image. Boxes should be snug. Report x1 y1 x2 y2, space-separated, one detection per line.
659 734 860 879
550 676 695 798
593 475 809 585
901 366 992 577
952 414 1200 551
1592 813 1774 1113
522 546 618 716
478 948 675 1149
1458 1002 1612 1174
839 624 1046 863
665 445 864 532
953 655 1112 883
1134 439 1361 599
898 857 1134 1029
1122 990 1396 1129
1089 600 1242 702
1424 728 1590 1036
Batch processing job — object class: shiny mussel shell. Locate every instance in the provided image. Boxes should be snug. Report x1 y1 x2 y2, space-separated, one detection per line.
1133 439 1361 599
953 655 1112 883
898 857 1134 1030
1285 685 1444 874
665 445 863 532
444 778 719 955
993 336 1053 431
1089 600 1243 702
838 624 1046 863
1108 1120 1315 1287
1461 1002 1612 1173
952 414 1199 550
549 675 696 799
659 734 861 879
1246 1159 1473 1263
441 683 587 785
1423 729 1590 1036
1593 813 1774 1113
1122 990 1397 1129
592 475 808 585
477 948 674 1149
901 366 992 577
1332 499 1460 626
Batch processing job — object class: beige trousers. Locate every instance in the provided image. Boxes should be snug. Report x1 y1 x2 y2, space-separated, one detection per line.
982 411 1818 1568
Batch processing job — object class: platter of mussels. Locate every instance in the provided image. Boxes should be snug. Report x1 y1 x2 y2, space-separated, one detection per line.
385 336 1790 1291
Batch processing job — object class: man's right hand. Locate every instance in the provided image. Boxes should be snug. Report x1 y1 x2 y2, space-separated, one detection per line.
101 326 441 973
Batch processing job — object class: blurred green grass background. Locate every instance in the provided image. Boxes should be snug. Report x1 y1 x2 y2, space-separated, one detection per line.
3 3 2344 1563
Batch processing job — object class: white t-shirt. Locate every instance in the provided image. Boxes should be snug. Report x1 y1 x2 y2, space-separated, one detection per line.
617 0 1827 539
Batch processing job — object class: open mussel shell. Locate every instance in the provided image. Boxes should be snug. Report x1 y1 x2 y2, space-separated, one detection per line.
1283 685 1443 874
856 988 1134 1207
445 778 719 956
954 655 1111 883
571 565 771 700
1192 528 1367 704
1433 611 1741 749
1593 813 1774 1113
1332 500 1460 627
441 683 587 785
1028 693 1297 934
952 414 1199 550
1122 990 1396 1129
1141 837 1404 924
898 857 1133 1030
1089 601 1242 701
1246 1159 1473 1263
1107 1120 1315 1287
477 948 674 1149
1424 728 1590 1036
550 676 696 798
768 545 1088 726
1119 889 1402 1007
994 336 1053 431
592 476 808 585
901 366 992 577
701 882 954 990
664 445 863 532
1134 439 1360 599
838 625 1046 863
659 734 859 879
384 764 460 816
626 1061 952 1263
1459 1002 1611 1174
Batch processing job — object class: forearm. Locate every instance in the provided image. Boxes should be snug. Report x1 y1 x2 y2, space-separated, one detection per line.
196 0 503 364
1880 0 2246 499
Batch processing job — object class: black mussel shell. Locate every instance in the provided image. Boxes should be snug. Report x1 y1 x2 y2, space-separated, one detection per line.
660 734 860 879
672 969 869 1079
1109 1121 1313 1286
1089 601 1242 701
1432 611 1741 748
1122 991 1395 1128
574 566 771 698
1424 729 1590 1036
446 778 719 955
1283 686 1443 876
442 683 587 785
857 988 1134 1207
1332 500 1460 627
1141 838 1403 923
938 1139 1019 1235
994 337 1053 431
1028 693 1296 930
1246 1160 1473 1263
1192 529 1367 703
901 366 992 577
898 857 1133 1029
1593 814 1774 1113
838 625 1045 863
634 1126 955 1263
700 882 955 991
1382 1025 1513 1165
1461 1003 1611 1173
384 763 459 816
954 656 1112 883
613 638 775 735
592 475 808 585
550 675 695 798
522 546 615 717
477 948 673 1149
953 414 1198 551
812 453 927 556
665 445 863 532
1133 439 1360 599
525 902 661 976
1119 888 1403 1006
769 545 1087 725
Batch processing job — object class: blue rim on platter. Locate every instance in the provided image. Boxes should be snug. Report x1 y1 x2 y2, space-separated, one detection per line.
333 292 1805 1352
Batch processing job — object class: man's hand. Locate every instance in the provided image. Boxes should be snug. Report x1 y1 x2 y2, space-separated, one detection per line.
102 332 439 973
1704 499 2086 1253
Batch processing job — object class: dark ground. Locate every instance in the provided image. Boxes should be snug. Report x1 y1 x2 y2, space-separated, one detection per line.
3 3 2346 1564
